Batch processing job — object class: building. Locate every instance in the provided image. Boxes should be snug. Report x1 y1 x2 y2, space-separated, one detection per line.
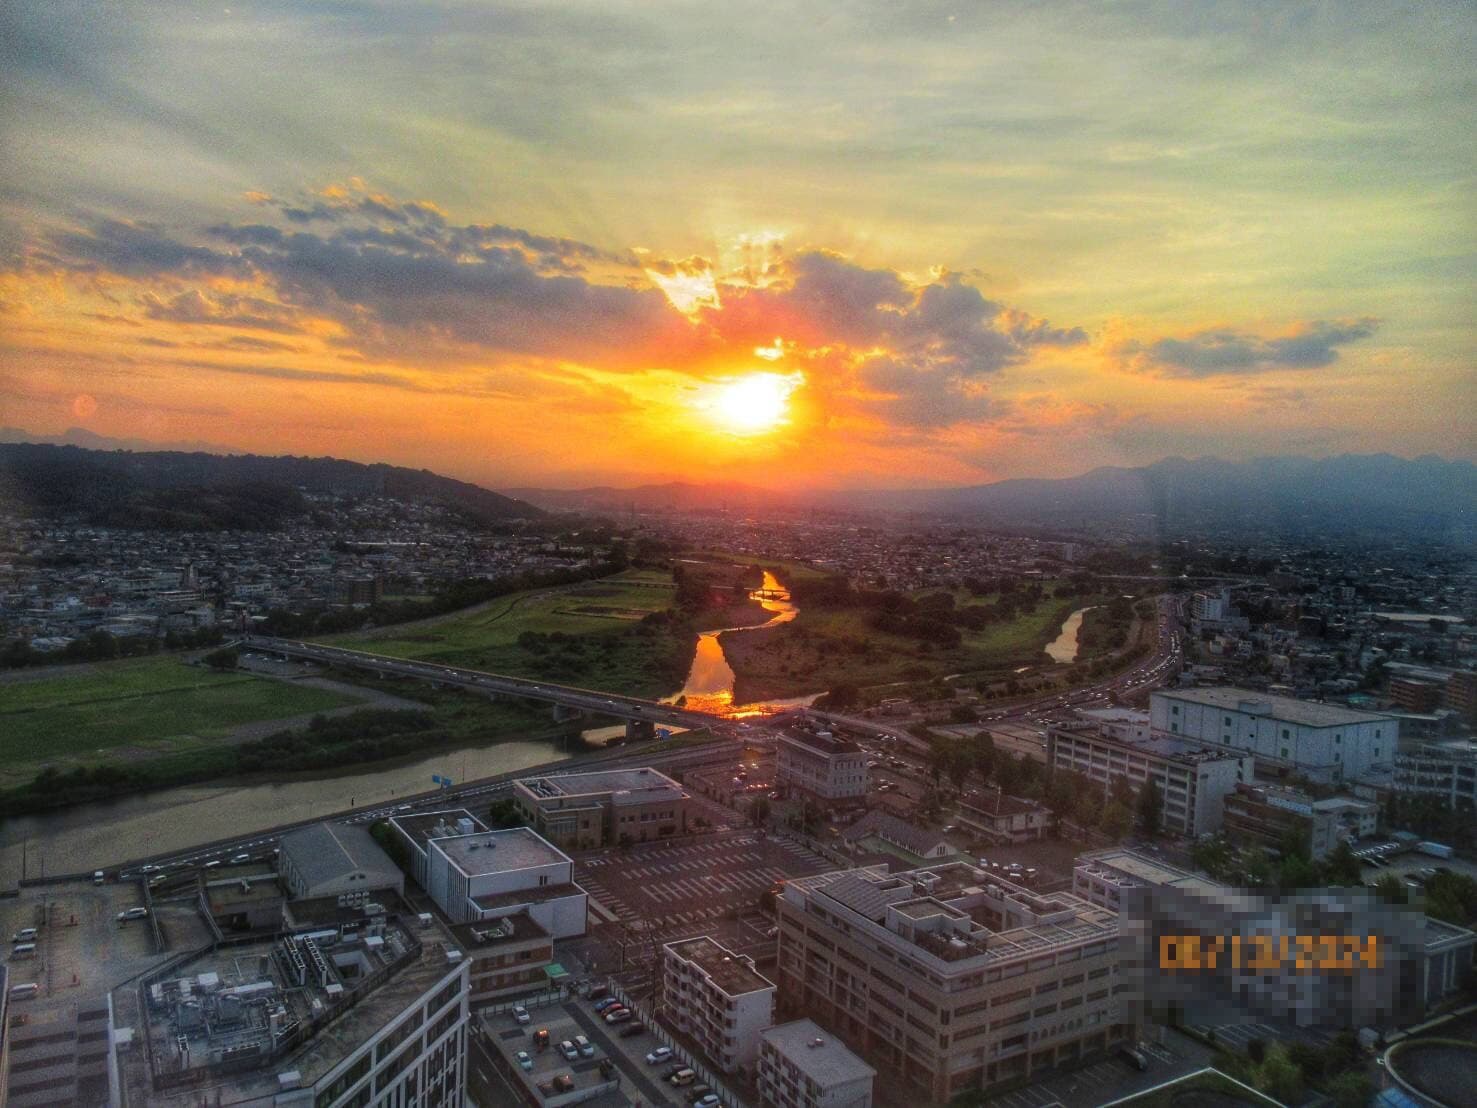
1047 720 1252 837
450 913 557 1005
1445 670 1477 726
512 766 689 849
1389 677 1443 714
1072 849 1227 912
660 935 775 1073
758 1019 875 1108
116 903 470 1108
775 862 1134 1100
1150 687 1397 782
957 788 1051 844
841 810 959 866
277 822 404 904
1222 783 1378 859
387 812 587 936
1393 740 1477 810
777 728 869 805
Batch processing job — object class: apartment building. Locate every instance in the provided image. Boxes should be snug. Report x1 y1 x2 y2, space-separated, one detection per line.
512 766 690 849
957 788 1051 844
1046 721 1251 837
1150 687 1396 782
451 914 557 1005
1222 783 1378 859
777 729 869 805
775 862 1135 1101
1393 740 1477 810
116 904 470 1108
758 1019 875 1108
660 935 776 1073
387 811 587 936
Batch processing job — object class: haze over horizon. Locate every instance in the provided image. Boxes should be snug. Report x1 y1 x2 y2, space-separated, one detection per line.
3 3 1473 491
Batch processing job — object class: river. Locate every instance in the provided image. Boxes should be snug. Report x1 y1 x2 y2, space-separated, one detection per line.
667 570 809 716
1045 606 1096 664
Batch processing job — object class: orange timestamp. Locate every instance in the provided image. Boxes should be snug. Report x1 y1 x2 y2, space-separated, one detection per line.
1159 934 1382 972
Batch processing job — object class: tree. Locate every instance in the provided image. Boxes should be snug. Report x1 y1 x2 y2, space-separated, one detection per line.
1321 841 1362 887
1100 802 1133 840
1256 1046 1304 1104
820 682 859 710
1136 779 1162 837
1372 873 1409 905
1326 1072 1373 1108
748 796 772 828
202 646 239 670
486 799 524 828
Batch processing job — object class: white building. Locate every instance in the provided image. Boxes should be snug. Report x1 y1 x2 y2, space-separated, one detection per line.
1150 688 1396 783
758 1019 875 1108
777 728 868 804
1394 740 1477 809
388 811 587 937
1047 721 1252 837
661 935 775 1073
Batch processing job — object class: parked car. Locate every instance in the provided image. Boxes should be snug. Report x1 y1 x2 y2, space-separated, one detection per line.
1118 1046 1149 1071
645 1047 673 1065
11 929 37 943
619 1023 646 1038
670 1068 697 1086
511 1005 530 1024
593 997 620 1012
116 907 149 922
693 1096 720 1108
559 1039 579 1061
534 1028 550 1050
588 984 609 1000
606 1008 634 1024
515 1050 533 1072
575 1035 594 1058
687 1085 713 1102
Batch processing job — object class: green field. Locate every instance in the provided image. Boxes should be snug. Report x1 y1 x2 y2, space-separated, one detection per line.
328 568 693 697
0 656 362 785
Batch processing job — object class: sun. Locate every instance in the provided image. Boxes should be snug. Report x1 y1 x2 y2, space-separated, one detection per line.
699 372 802 435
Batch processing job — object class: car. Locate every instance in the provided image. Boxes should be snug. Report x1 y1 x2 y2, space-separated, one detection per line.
664 1063 687 1079
229 853 251 864
693 1096 720 1108
515 1050 533 1072
645 1047 673 1065
1118 1046 1149 1071
203 860 220 868
511 1005 530 1024
669 1068 697 1086
605 1008 634 1024
12 929 37 943
575 1035 594 1058
534 1028 550 1050
619 1023 646 1038
116 907 149 921
559 1039 579 1061
687 1085 712 1101
593 996 620 1012
587 984 609 1000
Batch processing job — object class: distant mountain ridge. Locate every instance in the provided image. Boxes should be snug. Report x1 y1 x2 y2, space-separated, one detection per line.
0 442 541 530
500 480 788 513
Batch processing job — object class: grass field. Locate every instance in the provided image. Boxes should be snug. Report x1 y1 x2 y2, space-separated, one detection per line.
0 656 362 785
327 568 693 697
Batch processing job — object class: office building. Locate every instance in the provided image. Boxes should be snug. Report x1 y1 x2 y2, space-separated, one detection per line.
1150 688 1396 782
957 788 1051 844
1222 783 1377 859
387 812 587 936
758 1019 875 1108
277 822 404 904
116 903 470 1108
1445 670 1477 726
450 914 557 1005
1393 740 1477 810
1047 721 1251 837
775 861 1134 1100
777 729 869 805
1389 677 1442 714
1072 848 1226 912
512 766 689 849
660 935 775 1073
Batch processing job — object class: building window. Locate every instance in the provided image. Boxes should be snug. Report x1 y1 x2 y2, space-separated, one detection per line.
1171 706 1179 716
1281 748 1289 759
1282 729 1290 740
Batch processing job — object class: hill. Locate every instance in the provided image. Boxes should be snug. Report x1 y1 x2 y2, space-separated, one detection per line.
500 480 789 513
0 442 541 530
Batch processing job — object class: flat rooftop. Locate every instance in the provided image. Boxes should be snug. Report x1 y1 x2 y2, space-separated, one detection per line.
1155 687 1393 728
449 911 548 952
666 935 775 997
1054 722 1246 765
469 882 585 913
762 1019 875 1087
389 808 487 853
432 826 569 877
780 728 863 756
1077 849 1225 897
517 766 687 806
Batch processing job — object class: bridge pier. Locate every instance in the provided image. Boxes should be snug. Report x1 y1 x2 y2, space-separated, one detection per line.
551 703 584 723
625 719 655 742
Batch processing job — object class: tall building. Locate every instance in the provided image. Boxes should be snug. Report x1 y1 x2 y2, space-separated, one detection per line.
659 935 775 1073
387 812 587 935
1046 720 1251 837
776 728 869 805
115 904 470 1107
758 1019 875 1108
1393 740 1477 810
1150 687 1396 782
775 861 1134 1100
1445 670 1477 726
512 766 689 849
1389 677 1442 714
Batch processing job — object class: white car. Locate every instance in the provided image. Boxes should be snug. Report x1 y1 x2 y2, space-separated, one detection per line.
515 1050 533 1071
646 1047 673 1065
229 854 250 864
511 1005 530 1024
575 1035 594 1057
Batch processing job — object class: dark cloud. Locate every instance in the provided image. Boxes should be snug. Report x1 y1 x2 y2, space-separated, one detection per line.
1122 318 1378 376
45 219 240 278
139 289 303 334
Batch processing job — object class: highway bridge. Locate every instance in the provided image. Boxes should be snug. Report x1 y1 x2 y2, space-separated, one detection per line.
237 634 717 738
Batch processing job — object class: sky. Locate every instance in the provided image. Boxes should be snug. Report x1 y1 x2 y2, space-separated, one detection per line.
1 1 1473 490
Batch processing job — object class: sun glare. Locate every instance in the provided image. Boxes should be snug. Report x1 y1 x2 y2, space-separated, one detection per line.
700 372 802 435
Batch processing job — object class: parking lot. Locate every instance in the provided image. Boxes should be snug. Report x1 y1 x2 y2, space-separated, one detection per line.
982 1031 1214 1108
573 830 831 931
2 881 162 1003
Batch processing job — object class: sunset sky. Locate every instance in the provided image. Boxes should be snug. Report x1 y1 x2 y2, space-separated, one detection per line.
2 2 1473 490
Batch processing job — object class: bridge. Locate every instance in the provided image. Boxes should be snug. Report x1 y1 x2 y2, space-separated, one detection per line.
237 635 718 739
